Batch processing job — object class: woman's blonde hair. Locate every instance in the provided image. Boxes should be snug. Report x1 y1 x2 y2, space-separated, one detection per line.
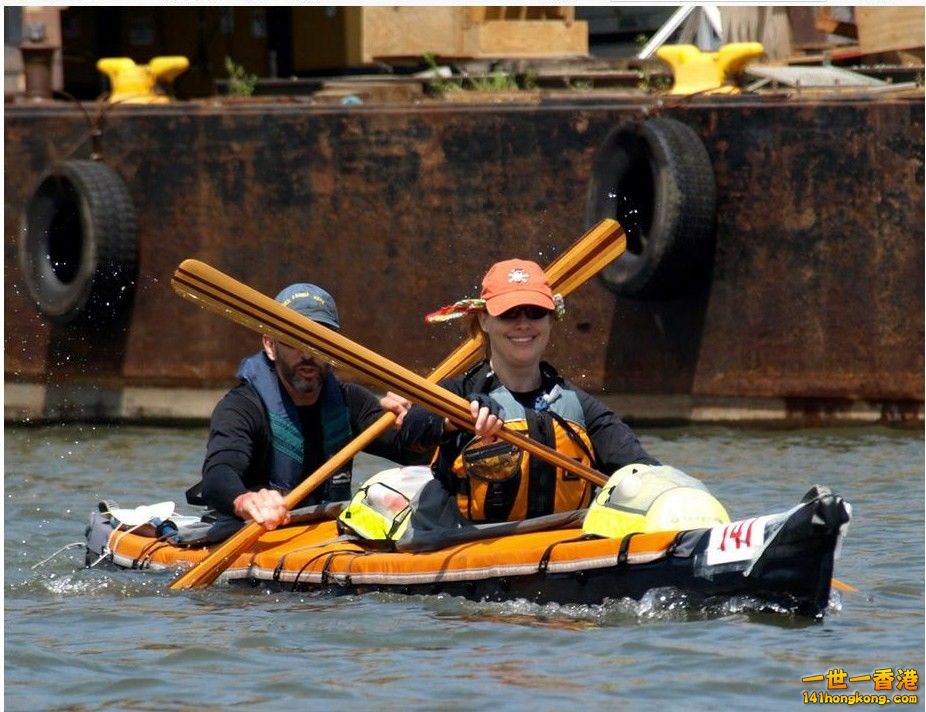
468 314 490 360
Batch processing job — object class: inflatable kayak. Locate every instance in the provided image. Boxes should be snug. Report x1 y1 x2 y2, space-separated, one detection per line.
85 484 851 618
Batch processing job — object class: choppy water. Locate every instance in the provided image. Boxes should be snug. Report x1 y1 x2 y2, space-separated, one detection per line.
4 424 924 711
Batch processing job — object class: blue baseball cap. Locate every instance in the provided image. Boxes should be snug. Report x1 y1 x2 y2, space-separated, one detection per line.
274 283 340 330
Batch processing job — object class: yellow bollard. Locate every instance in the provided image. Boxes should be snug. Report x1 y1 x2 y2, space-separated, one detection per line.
656 42 764 95
96 56 190 104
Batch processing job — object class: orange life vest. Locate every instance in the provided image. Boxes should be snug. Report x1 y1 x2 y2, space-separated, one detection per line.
449 385 595 522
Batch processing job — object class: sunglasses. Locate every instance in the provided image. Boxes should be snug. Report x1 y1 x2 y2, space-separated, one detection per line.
497 306 552 321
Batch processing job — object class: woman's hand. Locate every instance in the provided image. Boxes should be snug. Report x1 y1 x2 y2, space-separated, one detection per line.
468 393 504 443
439 394 504 443
233 488 291 530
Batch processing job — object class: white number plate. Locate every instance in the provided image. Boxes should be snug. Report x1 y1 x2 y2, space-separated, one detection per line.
706 515 773 566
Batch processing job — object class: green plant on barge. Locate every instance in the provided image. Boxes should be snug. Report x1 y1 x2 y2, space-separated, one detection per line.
424 53 523 94
468 68 519 92
224 57 257 97
522 68 539 90
423 52 462 95
638 69 672 93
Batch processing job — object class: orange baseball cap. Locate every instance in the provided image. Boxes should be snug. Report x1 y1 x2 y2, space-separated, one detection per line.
480 259 555 316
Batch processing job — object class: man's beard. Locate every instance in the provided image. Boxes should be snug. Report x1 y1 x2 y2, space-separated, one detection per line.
279 358 326 396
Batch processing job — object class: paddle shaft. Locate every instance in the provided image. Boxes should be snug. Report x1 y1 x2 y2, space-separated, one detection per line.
169 220 624 589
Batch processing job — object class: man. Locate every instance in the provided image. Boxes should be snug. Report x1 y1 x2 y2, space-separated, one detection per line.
191 282 434 531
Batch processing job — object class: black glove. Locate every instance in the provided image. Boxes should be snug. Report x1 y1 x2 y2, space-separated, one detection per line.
467 392 505 420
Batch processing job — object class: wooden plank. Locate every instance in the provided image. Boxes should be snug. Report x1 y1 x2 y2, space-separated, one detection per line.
315 79 424 103
465 19 588 58
360 8 588 62
467 7 488 25
478 7 574 23
856 7 925 54
361 6 464 62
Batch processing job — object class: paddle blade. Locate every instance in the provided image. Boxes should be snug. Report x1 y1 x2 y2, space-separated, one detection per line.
831 577 858 593
169 522 264 590
545 218 626 296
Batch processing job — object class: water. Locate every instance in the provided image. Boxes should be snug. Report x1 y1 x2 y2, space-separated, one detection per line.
4 424 924 711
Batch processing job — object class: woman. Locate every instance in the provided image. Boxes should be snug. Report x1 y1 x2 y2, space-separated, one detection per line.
404 258 660 523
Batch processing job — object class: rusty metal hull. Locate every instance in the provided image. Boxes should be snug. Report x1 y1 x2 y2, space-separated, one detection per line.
4 93 924 423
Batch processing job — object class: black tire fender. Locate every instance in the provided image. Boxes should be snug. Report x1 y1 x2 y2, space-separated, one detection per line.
585 117 716 299
19 159 138 324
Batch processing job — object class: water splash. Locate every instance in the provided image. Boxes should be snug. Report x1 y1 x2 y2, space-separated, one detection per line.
400 586 812 628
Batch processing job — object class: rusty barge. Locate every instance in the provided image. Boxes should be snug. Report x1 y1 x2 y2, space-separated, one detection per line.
4 88 924 425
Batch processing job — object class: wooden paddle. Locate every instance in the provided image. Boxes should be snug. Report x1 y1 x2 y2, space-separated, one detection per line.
168 219 626 590
831 578 857 593
172 260 614 486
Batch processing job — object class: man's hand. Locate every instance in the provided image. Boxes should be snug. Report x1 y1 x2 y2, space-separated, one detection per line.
380 390 413 428
233 488 291 530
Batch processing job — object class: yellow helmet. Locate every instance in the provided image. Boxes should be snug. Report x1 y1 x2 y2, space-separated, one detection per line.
582 464 730 539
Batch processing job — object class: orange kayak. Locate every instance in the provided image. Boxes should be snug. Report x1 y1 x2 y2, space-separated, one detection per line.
85 486 850 618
